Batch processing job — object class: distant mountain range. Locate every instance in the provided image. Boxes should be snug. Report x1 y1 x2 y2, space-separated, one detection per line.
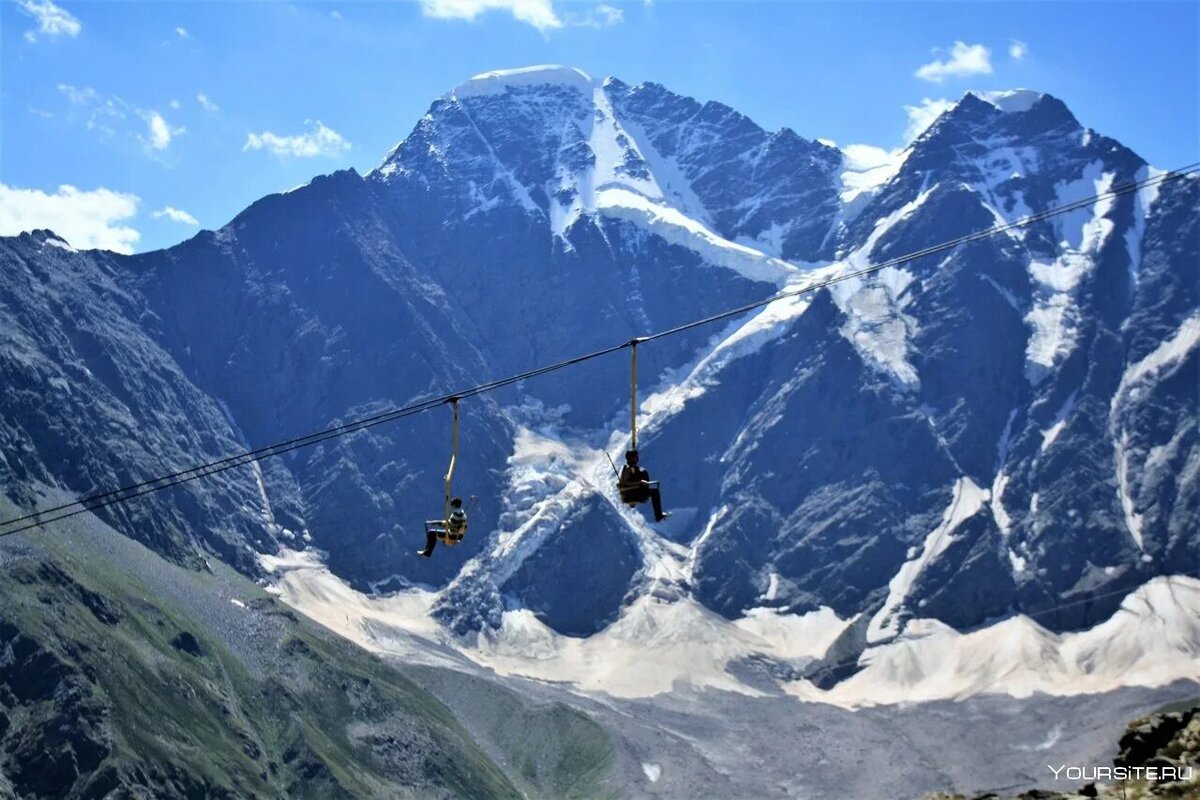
2 66 1197 705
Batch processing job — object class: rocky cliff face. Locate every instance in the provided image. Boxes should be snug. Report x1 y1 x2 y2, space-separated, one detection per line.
0 231 279 573
2 69 1196 661
924 699 1200 800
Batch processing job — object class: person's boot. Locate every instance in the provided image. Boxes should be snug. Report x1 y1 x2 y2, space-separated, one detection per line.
655 511 672 522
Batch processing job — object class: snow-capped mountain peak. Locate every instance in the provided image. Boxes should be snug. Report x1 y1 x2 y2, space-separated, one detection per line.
373 66 844 268
450 64 596 99
968 88 1047 113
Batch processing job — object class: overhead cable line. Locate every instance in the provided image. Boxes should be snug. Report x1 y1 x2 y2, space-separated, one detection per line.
1 163 1196 539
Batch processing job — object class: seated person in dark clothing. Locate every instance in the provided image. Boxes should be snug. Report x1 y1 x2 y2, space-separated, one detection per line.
617 449 670 522
418 497 468 557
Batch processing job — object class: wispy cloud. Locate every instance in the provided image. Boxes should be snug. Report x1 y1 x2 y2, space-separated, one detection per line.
0 183 140 254
196 93 219 112
175 26 190 38
903 97 955 141
57 83 126 134
58 84 108 108
570 3 622 28
418 0 562 31
58 84 187 155
915 41 992 83
1009 39 1029 60
17 0 81 42
243 121 351 158
139 110 185 151
153 206 199 226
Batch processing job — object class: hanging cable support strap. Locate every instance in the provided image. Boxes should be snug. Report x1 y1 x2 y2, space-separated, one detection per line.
630 339 639 451
444 398 459 527
1 163 1196 539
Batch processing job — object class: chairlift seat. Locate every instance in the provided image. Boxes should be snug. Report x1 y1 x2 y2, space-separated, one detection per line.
618 480 658 507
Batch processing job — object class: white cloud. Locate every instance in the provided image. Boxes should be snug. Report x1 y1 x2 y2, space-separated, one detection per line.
915 41 992 83
147 113 171 149
139 110 184 151
196 93 219 112
168 98 181 110
843 143 896 171
1009 39 1028 60
175 26 189 38
903 97 955 142
243 121 351 158
330 9 343 19
418 0 562 32
839 142 907 204
17 0 81 41
0 183 140 254
153 206 199 226
839 99 957 198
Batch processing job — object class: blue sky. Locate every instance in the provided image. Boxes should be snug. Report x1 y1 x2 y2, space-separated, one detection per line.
2 0 1197 253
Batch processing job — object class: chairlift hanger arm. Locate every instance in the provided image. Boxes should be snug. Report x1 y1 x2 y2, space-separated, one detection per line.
444 398 459 525
630 340 638 451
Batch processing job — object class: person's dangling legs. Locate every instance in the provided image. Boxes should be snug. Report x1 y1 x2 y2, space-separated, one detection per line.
419 524 440 557
648 485 669 522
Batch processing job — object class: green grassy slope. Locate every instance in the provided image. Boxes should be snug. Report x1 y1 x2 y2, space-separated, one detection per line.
0 500 524 799
404 665 616 800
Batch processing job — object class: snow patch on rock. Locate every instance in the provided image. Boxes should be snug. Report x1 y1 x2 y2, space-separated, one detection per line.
1024 163 1116 383
596 186 797 286
868 477 989 643
1115 311 1200 410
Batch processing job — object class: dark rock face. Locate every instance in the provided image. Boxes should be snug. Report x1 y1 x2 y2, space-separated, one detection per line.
0 620 113 798
500 496 642 637
0 231 279 573
170 631 204 657
1 72 1196 646
1117 706 1199 772
604 79 843 261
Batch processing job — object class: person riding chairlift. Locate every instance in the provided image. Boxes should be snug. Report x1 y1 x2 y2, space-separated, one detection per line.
418 497 468 558
618 449 670 522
